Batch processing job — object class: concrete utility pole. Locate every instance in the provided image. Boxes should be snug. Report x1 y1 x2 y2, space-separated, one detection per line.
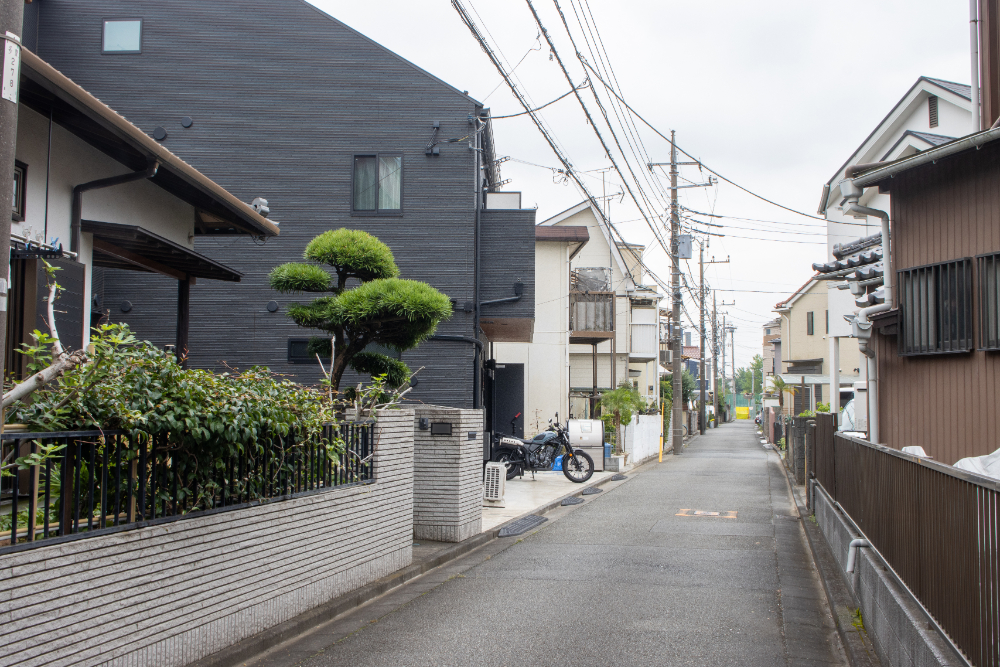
699 252 728 435
0 0 24 394
670 131 682 455
729 325 737 420
720 316 726 422
712 292 718 426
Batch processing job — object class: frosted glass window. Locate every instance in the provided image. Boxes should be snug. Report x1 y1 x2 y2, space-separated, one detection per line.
103 20 142 54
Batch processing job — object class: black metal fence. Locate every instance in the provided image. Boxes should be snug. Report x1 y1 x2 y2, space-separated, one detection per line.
0 422 373 550
813 419 998 667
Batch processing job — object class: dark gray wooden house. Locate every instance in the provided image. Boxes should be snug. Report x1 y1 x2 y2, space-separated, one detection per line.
23 0 535 412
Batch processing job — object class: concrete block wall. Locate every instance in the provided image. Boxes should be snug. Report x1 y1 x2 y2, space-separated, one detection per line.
623 414 661 464
0 409 415 667
412 405 483 543
812 484 966 667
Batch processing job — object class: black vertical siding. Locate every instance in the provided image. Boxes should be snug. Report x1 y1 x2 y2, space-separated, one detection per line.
33 0 534 408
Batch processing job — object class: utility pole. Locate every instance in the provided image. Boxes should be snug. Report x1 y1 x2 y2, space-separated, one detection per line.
0 0 24 405
670 131 682 455
720 315 726 423
729 325 737 421
712 292 718 426
699 251 729 435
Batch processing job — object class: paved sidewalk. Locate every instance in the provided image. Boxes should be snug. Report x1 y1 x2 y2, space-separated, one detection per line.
243 422 846 667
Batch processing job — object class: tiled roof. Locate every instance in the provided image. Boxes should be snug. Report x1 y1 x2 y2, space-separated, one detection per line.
924 77 972 100
909 131 956 147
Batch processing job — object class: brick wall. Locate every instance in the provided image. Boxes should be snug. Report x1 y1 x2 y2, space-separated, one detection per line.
0 409 414 667
412 406 483 543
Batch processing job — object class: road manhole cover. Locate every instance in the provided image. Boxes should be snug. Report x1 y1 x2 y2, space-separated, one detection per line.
561 496 585 506
675 508 737 519
611 474 627 481
582 487 603 495
498 514 548 537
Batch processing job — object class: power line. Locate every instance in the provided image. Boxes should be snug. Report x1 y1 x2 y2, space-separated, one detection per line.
579 60 827 222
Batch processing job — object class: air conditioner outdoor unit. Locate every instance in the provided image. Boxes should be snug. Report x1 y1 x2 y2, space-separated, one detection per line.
483 462 506 508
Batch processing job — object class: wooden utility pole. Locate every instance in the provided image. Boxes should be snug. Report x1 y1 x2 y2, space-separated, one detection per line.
670 132 682 454
0 0 24 391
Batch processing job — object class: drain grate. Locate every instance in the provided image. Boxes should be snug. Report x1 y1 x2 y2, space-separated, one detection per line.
582 487 603 495
611 474 627 481
498 514 548 537
561 496 585 506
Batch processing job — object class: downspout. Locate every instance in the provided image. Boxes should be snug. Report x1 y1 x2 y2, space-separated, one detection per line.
473 116 482 410
972 0 982 133
72 162 159 253
846 538 871 573
839 176 892 444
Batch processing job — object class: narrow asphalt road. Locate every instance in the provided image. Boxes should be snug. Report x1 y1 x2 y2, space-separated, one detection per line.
248 421 846 667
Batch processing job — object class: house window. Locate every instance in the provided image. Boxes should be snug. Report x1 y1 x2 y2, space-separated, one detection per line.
928 95 939 128
287 338 317 364
11 160 25 222
825 310 829 334
103 19 142 53
806 311 814 336
353 155 402 213
978 252 1000 350
898 258 973 355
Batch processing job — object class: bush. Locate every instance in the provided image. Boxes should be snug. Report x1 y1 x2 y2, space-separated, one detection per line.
5 324 339 508
816 402 831 413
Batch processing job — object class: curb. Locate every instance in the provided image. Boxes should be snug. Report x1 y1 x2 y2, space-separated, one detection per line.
188 462 638 667
773 455 881 667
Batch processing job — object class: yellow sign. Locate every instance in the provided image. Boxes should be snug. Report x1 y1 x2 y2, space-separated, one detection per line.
735 407 750 419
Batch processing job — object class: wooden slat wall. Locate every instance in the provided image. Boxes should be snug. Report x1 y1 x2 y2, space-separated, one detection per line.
33 0 536 409
878 141 1000 464
0 410 415 667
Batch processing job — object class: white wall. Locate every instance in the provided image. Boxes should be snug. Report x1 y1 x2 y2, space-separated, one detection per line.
622 414 661 464
495 240 572 436
14 104 198 345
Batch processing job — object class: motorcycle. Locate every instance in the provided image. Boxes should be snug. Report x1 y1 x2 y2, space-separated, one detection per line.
491 413 595 483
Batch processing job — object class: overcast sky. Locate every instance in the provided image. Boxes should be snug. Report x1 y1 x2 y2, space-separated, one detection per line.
312 0 971 371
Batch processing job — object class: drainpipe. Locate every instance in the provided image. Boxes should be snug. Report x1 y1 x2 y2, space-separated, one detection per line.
839 177 892 444
846 538 871 573
972 0 982 133
72 162 159 253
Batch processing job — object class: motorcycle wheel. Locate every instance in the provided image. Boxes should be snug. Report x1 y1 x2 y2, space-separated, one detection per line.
562 449 594 483
492 450 521 481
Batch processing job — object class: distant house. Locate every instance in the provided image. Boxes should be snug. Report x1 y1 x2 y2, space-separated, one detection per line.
762 317 780 376
773 279 861 415
27 0 535 413
8 48 275 377
536 200 662 418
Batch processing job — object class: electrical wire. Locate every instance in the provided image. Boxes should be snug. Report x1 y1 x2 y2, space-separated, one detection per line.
579 60 828 222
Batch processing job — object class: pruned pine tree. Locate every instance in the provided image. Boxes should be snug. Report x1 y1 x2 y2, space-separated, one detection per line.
269 229 452 391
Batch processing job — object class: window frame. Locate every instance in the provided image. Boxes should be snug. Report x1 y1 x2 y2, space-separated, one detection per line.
351 153 404 217
806 311 814 336
977 252 1000 351
11 160 26 222
102 18 143 55
897 257 974 356
287 338 318 365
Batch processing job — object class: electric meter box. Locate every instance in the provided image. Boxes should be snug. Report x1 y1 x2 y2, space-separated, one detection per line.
568 419 605 472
